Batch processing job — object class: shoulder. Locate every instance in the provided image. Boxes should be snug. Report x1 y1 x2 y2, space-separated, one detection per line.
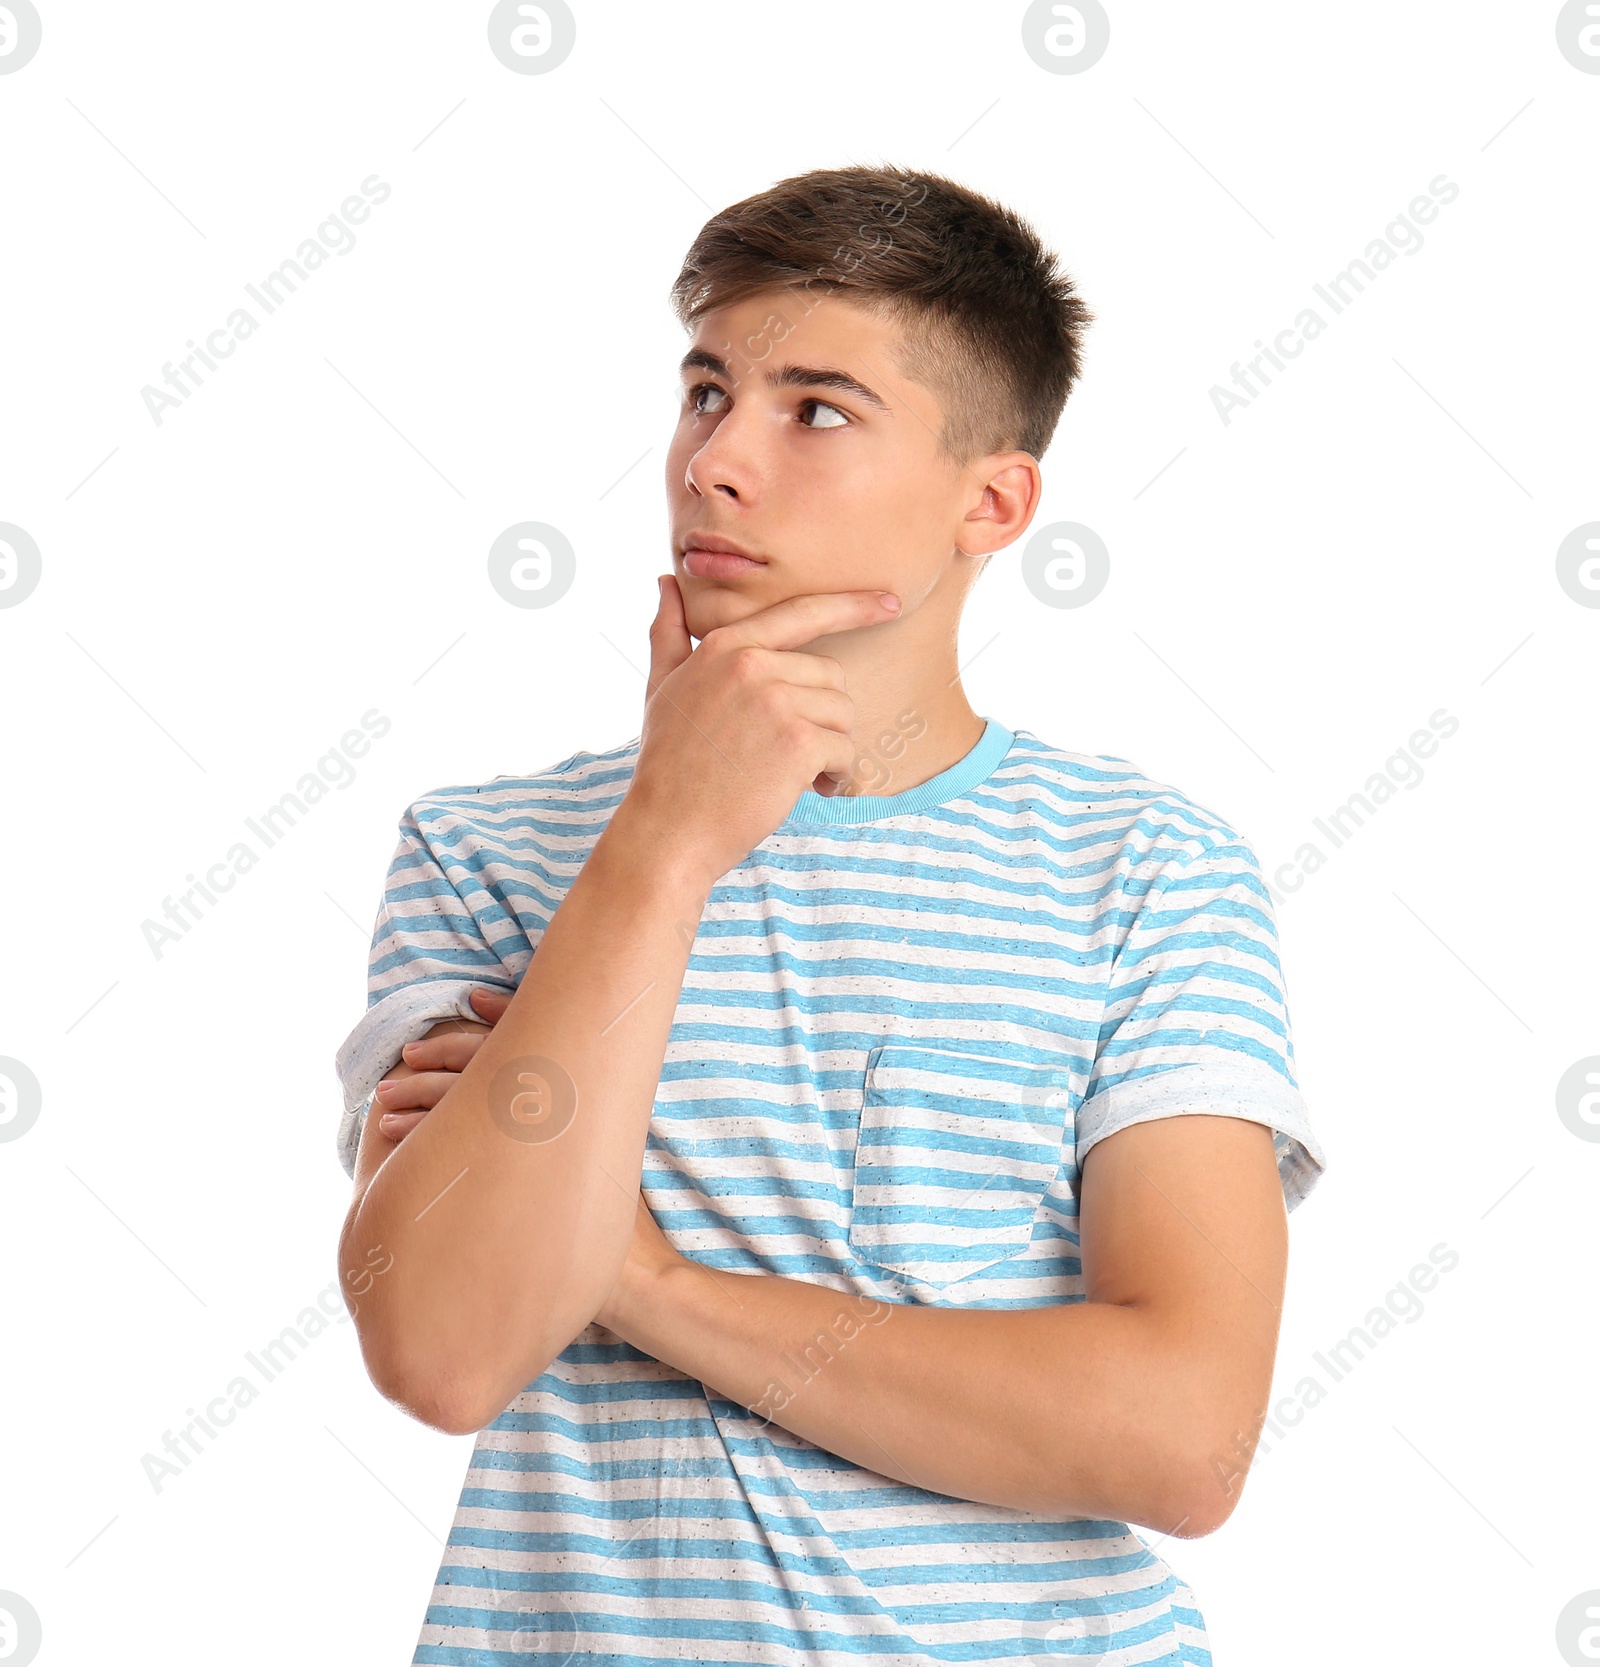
401 735 642 850
1001 727 1256 878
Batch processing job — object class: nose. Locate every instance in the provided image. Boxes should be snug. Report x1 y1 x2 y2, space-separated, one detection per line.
683 402 758 502
685 465 736 500
685 445 741 501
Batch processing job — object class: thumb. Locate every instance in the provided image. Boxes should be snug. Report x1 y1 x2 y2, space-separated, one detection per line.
646 573 693 700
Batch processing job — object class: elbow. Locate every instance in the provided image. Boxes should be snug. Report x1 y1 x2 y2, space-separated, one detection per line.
1032 1445 1241 1538
1102 1469 1231 1542
369 1353 502 1438
1155 1438 1254 1540
360 1318 572 1437
349 1297 511 1437
1143 1348 1268 1538
337 1215 610 1436
338 1240 553 1438
1091 1415 1249 1541
406 1388 497 1439
1160 1475 1237 1541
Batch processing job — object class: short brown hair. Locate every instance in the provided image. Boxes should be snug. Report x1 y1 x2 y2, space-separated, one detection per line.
669 162 1093 468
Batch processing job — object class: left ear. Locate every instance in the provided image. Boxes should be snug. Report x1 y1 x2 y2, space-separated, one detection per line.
957 451 1042 557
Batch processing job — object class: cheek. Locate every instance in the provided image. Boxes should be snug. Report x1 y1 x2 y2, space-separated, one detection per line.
845 494 932 564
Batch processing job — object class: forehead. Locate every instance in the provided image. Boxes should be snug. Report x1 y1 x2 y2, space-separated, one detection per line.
686 286 909 377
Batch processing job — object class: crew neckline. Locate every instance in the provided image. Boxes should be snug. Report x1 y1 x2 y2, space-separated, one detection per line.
779 716 1016 826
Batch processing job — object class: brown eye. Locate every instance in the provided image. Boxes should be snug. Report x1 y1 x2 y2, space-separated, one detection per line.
800 399 850 429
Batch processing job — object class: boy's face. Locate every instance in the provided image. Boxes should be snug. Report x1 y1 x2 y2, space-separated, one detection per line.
666 287 1035 642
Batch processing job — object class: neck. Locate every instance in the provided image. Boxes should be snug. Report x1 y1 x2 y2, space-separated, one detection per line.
808 579 986 798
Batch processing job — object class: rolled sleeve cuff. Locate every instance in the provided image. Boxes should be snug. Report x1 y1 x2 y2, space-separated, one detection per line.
333 976 514 1179
1076 1062 1328 1213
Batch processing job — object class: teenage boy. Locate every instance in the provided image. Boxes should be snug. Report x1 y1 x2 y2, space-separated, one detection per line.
335 164 1326 1666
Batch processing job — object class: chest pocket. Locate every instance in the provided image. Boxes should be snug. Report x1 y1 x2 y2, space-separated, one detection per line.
848 1043 1072 1293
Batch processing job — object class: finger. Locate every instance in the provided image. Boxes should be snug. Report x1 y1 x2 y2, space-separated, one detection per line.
780 684 856 738
468 986 514 1018
399 1028 489 1069
646 573 694 699
373 1071 458 1112
376 1108 429 1141
809 727 861 793
401 1032 490 1072
721 645 848 692
708 588 900 655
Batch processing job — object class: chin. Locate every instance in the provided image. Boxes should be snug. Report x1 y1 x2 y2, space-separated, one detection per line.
682 584 768 641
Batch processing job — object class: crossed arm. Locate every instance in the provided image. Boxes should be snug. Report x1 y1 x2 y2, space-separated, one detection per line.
360 1004 1287 1538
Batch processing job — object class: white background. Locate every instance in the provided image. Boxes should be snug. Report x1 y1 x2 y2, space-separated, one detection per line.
2 3 1596 1662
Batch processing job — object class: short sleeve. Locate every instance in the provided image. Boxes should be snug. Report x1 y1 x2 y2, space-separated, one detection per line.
332 798 523 1179
1077 837 1327 1212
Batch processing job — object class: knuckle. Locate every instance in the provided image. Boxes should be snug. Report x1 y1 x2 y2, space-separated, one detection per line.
727 644 763 681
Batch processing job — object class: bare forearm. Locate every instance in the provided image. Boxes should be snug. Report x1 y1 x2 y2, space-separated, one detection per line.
610 1261 1216 1532
339 802 711 1431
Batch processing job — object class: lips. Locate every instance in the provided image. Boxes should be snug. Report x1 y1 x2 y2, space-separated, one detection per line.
683 547 764 579
680 535 765 580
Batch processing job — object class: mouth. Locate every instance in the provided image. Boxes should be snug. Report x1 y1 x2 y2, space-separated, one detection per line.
680 534 767 580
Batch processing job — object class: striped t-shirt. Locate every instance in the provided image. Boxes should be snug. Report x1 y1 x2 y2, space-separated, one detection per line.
334 716 1327 1667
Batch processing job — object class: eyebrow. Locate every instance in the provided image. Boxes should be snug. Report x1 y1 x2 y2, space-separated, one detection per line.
679 348 891 414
